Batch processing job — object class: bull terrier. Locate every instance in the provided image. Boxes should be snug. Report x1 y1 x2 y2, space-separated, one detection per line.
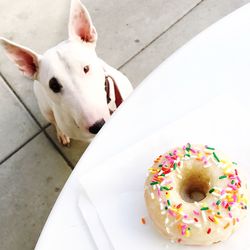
0 0 133 145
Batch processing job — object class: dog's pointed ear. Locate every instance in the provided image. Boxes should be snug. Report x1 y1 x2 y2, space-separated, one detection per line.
68 0 97 43
0 37 40 79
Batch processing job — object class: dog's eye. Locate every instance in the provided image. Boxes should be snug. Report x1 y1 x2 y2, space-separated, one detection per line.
83 65 90 74
49 77 63 93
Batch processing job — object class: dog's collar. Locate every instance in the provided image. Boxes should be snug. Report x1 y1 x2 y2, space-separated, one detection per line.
104 74 123 113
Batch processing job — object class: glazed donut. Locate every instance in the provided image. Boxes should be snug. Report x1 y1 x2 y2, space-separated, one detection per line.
144 143 248 245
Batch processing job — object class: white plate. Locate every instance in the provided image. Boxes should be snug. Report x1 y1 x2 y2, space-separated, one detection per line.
78 91 250 250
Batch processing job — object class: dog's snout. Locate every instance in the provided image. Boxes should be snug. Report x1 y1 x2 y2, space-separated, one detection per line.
89 119 105 134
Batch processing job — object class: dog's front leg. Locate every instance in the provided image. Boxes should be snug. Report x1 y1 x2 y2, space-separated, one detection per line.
46 110 71 147
34 83 71 146
55 125 71 147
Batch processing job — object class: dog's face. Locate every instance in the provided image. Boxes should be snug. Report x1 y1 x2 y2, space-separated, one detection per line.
38 40 110 138
0 0 110 139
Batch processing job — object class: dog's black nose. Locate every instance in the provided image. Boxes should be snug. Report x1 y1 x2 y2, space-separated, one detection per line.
89 119 105 134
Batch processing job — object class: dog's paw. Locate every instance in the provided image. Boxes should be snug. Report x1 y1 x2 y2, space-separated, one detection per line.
57 131 71 147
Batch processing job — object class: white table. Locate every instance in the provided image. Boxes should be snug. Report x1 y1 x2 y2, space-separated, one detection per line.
35 4 250 249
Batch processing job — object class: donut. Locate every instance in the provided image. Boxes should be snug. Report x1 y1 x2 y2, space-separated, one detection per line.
144 143 248 245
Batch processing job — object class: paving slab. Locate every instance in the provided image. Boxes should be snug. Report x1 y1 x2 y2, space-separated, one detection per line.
0 0 70 126
121 0 250 86
0 76 39 163
0 0 201 124
0 133 71 250
46 125 89 166
92 0 202 68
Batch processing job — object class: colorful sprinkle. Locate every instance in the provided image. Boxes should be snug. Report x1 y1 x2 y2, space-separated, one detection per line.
201 207 209 211
202 211 207 224
176 203 182 209
193 210 200 216
216 200 221 205
150 181 159 185
213 152 220 162
141 217 146 225
173 163 177 170
209 188 215 193
207 228 211 234
208 216 215 222
219 175 227 179
233 218 236 225
160 186 171 191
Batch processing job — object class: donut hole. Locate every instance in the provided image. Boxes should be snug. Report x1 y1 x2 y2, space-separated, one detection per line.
185 184 208 202
179 165 210 203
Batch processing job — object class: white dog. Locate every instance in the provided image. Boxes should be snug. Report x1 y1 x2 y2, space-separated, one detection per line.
0 0 133 145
